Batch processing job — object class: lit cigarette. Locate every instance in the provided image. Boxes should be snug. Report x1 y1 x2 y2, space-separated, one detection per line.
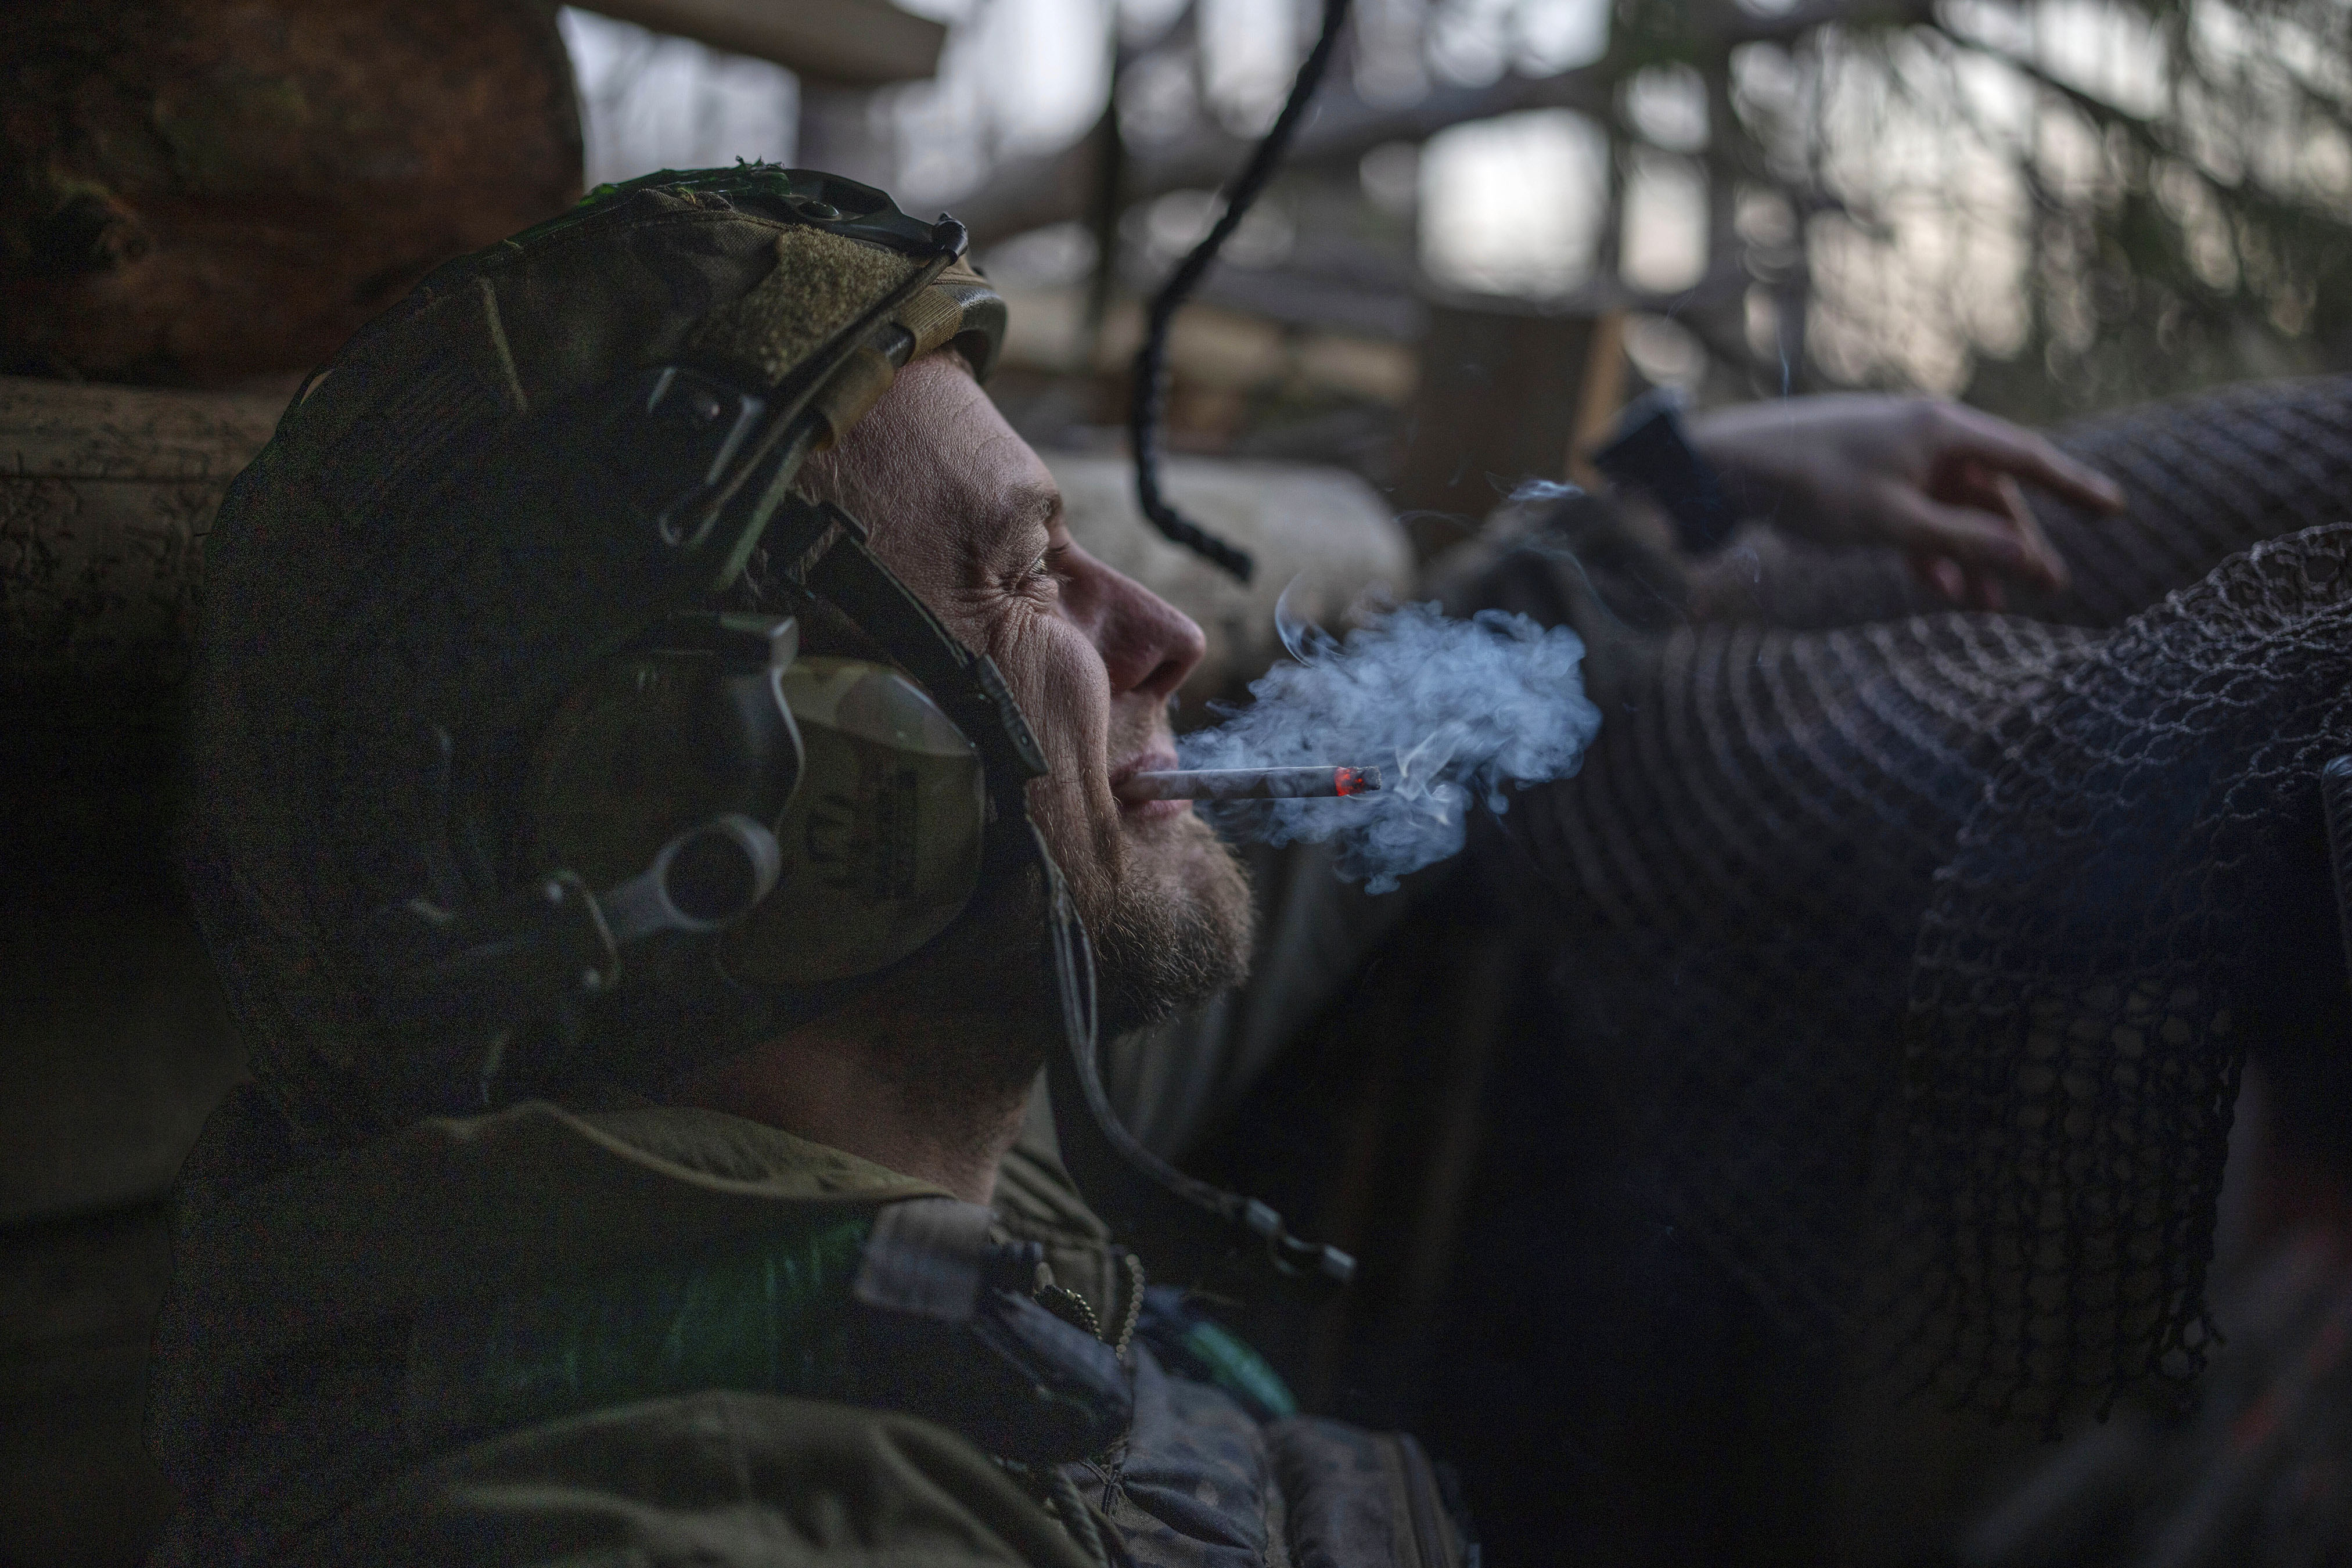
1118 765 1384 802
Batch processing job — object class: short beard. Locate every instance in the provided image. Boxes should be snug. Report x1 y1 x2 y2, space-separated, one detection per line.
841 812 1251 1123
1073 815 1254 1037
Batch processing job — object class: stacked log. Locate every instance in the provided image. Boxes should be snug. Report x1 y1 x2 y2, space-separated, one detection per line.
1 0 581 384
2 376 282 841
0 376 276 1565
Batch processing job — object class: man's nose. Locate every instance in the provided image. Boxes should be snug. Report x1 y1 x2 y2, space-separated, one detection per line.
1063 547 1207 701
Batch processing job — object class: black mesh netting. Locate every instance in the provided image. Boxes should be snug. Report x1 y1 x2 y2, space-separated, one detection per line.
1441 376 2352 1416
1896 530 2352 1411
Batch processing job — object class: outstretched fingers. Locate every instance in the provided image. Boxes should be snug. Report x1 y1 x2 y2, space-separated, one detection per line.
1937 405 2127 516
1993 472 2070 594
1885 486 2067 603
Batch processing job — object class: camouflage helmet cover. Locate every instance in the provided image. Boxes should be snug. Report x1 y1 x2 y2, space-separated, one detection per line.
185 167 1012 1139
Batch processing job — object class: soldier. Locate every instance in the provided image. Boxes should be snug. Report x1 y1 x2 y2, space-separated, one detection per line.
147 164 1456 1568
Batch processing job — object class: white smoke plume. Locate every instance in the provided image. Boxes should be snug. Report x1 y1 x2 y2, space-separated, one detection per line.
1178 590 1603 893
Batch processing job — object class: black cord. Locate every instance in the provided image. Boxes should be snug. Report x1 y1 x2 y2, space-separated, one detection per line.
1129 0 1354 585
1034 818 1355 1294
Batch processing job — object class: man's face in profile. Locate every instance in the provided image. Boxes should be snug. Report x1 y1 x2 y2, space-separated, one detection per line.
801 351 1254 1033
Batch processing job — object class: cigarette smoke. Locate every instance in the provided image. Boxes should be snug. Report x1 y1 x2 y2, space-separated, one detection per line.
1178 589 1603 893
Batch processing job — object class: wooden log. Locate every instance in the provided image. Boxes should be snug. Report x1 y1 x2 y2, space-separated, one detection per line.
0 383 261 1568
1 376 282 848
0 372 257 1271
0 0 582 384
580 0 945 85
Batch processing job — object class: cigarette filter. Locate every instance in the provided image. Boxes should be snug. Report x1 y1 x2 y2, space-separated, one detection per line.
1119 765 1384 802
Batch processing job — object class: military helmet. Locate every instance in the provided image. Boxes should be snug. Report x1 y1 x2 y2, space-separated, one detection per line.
185 166 1030 1137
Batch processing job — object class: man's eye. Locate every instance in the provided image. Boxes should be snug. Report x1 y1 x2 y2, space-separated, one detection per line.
1028 546 1070 584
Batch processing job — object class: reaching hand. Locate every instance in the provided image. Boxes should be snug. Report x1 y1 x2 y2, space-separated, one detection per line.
1684 394 2126 610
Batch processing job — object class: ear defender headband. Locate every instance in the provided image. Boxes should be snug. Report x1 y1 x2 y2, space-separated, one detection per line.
352 167 1350 1296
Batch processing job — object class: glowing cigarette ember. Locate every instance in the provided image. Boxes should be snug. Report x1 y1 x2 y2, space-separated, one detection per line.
1118 765 1384 803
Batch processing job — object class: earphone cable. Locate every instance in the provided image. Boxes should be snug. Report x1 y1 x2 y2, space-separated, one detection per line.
1128 0 1354 585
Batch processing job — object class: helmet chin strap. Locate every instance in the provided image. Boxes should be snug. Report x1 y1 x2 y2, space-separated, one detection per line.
1030 821 1354 1296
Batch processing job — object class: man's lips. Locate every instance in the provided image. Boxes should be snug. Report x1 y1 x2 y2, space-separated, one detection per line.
1111 748 1185 815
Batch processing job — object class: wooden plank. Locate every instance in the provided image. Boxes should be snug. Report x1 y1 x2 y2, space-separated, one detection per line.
578 0 945 85
0 377 282 483
1391 299 1616 556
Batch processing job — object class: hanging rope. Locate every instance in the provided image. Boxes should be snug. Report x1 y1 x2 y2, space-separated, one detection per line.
1128 0 1354 584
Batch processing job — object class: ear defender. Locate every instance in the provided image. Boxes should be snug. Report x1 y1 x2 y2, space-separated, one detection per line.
529 614 988 999
530 614 806 894
720 657 986 988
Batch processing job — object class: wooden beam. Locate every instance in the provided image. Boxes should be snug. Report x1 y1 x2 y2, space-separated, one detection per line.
577 0 945 85
954 63 1618 242
950 0 1936 243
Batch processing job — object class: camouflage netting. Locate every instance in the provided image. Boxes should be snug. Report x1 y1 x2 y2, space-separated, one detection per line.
1443 376 2352 1416
1896 530 2352 1411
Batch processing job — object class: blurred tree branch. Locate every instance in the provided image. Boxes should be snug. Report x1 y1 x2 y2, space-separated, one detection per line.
956 0 1928 244
955 0 2352 420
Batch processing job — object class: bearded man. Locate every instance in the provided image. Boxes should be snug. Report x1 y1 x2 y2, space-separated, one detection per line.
149 165 1403 1568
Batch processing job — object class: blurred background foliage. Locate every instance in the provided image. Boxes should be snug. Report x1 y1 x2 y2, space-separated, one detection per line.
565 0 2352 441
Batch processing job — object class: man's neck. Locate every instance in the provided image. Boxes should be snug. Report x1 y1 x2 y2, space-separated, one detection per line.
667 1024 1038 1206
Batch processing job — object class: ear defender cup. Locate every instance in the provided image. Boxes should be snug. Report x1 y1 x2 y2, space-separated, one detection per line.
531 613 988 995
530 615 806 894
720 657 987 989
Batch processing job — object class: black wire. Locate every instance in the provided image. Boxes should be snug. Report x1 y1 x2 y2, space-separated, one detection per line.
1035 817 1354 1294
1129 0 1354 585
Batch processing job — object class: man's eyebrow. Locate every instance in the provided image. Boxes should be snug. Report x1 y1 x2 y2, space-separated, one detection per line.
948 470 1062 571
988 481 1062 544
